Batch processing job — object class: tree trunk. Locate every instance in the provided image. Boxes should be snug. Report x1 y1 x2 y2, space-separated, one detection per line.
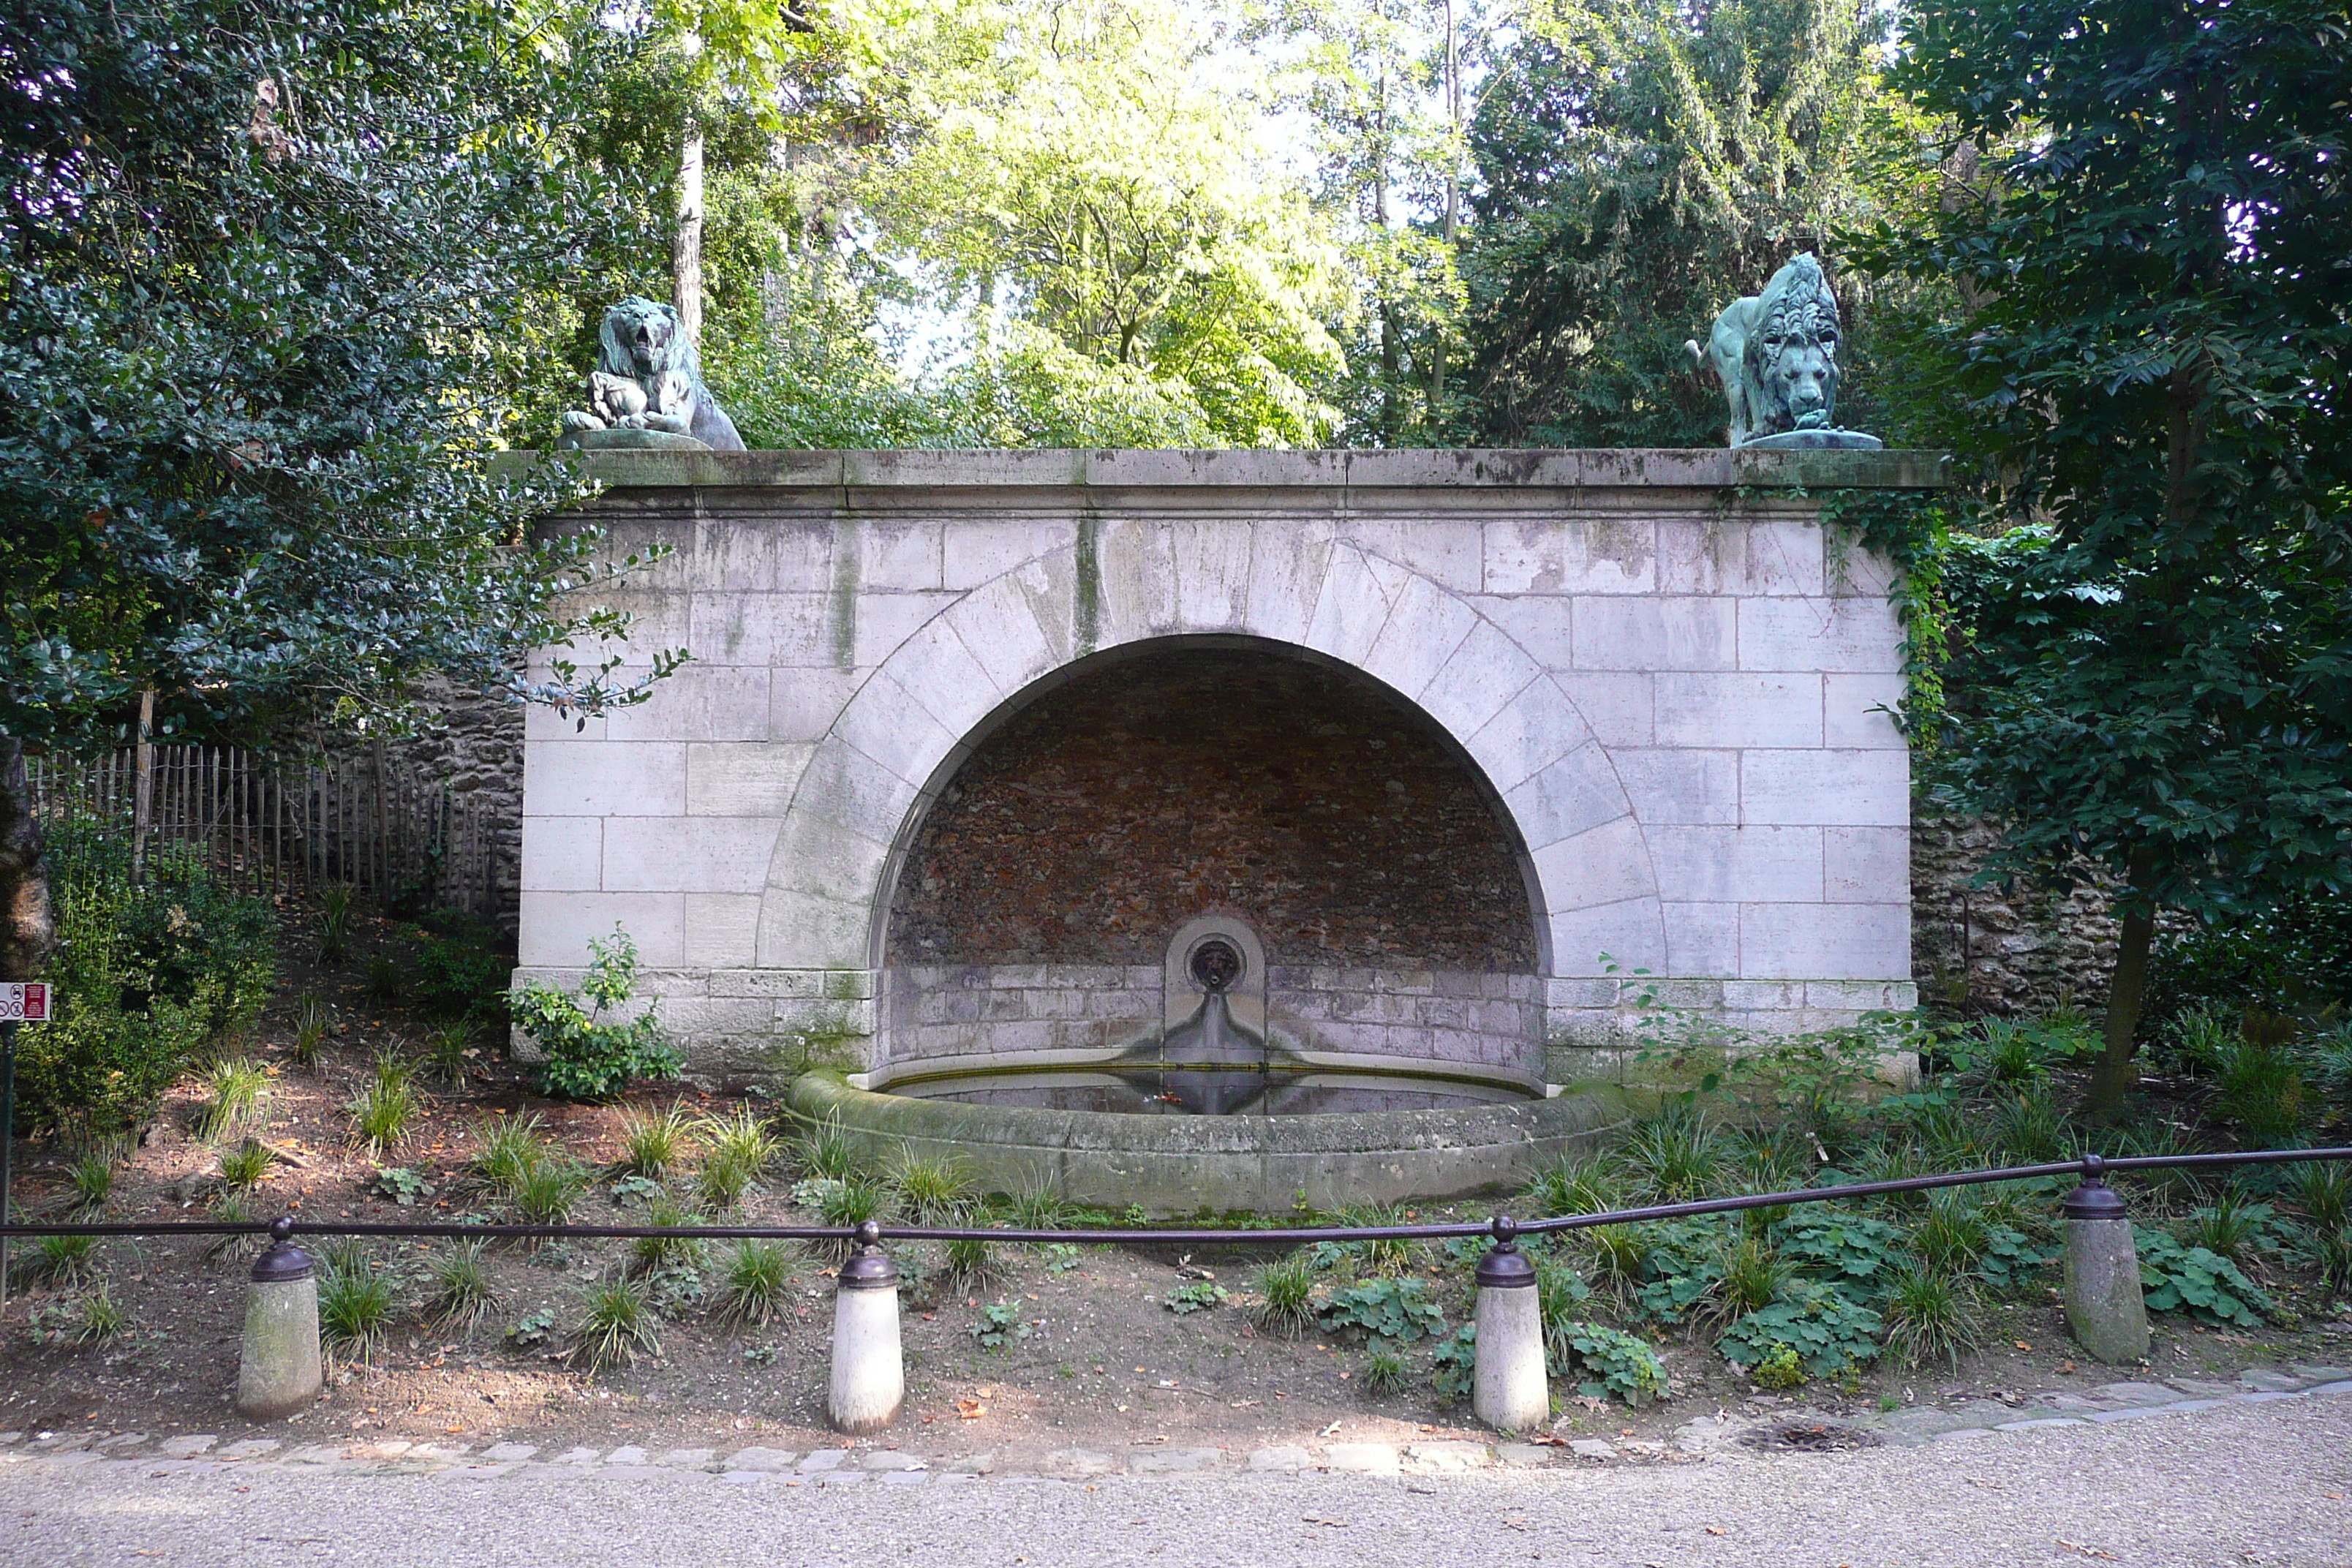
0 736 56 983
674 128 705 348
2087 845 2160 1117
1430 0 1459 416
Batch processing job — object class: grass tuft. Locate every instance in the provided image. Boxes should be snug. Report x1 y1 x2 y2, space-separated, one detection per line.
617 1104 698 1180
1881 1265 1983 1369
426 1242 500 1330
291 995 331 1069
217 1139 274 1194
715 1240 794 1329
1251 1253 1318 1338
345 1056 419 1156
696 1109 780 1213
570 1275 660 1371
470 1112 546 1198
318 1249 395 1361
891 1153 975 1224
197 1058 269 1142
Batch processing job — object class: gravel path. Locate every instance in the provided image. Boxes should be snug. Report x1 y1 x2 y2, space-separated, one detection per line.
4 1385 2348 1567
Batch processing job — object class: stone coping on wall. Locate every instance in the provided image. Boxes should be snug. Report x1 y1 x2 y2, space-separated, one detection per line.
853 1044 1552 1097
490 445 1951 494
786 1068 1629 1213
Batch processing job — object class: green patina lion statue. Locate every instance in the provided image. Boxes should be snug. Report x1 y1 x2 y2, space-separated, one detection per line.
559 297 745 451
1690 254 1877 450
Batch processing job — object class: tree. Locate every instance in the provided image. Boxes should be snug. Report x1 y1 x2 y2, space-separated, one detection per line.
1855 0 2352 1112
0 0 683 968
1458 0 1912 446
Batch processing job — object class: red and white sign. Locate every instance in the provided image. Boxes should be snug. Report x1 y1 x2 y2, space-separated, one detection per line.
0 983 50 1023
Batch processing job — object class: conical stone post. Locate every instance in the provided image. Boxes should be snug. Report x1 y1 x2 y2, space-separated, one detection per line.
1472 1216 1549 1433
2062 1156 2149 1365
829 1219 904 1435
237 1218 323 1420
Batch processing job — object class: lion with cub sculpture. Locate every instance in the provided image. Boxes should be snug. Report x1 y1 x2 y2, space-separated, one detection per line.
559 297 744 451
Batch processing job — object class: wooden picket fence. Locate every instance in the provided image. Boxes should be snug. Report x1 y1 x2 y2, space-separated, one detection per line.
23 745 511 919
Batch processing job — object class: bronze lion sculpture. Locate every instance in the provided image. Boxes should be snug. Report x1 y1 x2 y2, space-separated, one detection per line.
559 297 745 451
1691 254 1868 448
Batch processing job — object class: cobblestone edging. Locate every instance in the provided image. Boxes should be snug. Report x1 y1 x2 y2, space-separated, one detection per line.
4 1366 2344 1489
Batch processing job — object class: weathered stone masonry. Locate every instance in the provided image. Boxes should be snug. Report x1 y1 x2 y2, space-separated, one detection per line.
509 448 1944 1088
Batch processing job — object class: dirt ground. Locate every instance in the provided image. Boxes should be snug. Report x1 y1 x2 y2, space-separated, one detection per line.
4 902 2348 1460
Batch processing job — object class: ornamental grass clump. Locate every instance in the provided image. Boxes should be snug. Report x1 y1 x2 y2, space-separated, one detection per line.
1880 1266 1983 1370
197 1058 269 1142
696 1108 780 1212
291 995 331 1069
66 1150 116 1218
570 1275 659 1371
426 1242 500 1330
510 1152 592 1229
629 1191 707 1277
1252 1253 1318 1339
470 1112 545 1199
715 1240 794 1329
617 1104 698 1180
891 1153 975 1224
318 1248 395 1361
1616 1102 1723 1202
345 1057 419 1156
217 1138 274 1194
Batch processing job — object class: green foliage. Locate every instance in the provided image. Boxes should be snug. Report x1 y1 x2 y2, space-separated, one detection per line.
1520 1156 1624 1220
66 1151 115 1218
345 1060 420 1156
2215 1042 2311 1148
2291 1164 2351 1235
1880 1266 1983 1370
218 1140 274 1194
1717 1284 1882 1381
1428 1325 1480 1403
1708 1236 1795 1327
1253 1254 1319 1339
1858 0 2352 1099
1362 1347 1412 1398
1041 1243 1082 1277
1750 1343 1805 1391
1316 1277 1446 1343
319 1252 396 1360
1976 1224 2061 1296
2136 1230 2271 1327
505 1308 557 1349
512 927 682 1102
423 1021 478 1089
317 890 356 967
402 912 514 1024
890 1154 976 1225
2182 1195 2267 1267
815 1174 892 1236
716 1240 794 1330
1616 1103 1724 1202
197 1058 270 1143
0 0 676 763
12 829 276 1136
1007 1185 1073 1232
426 1243 498 1330
18 1233 98 1288
510 1153 592 1229
969 1300 1030 1350
1773 1213 1904 1293
470 1112 546 1198
944 1238 997 1293
32 1286 127 1347
291 996 331 1071
1554 1320 1666 1407
617 1105 698 1181
1460 0 1926 446
788 1114 859 1181
570 1275 660 1371
1164 1281 1229 1316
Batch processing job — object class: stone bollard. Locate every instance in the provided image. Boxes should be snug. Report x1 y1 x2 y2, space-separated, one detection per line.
2062 1156 2150 1365
237 1218 323 1420
1472 1215 1549 1433
828 1219 904 1436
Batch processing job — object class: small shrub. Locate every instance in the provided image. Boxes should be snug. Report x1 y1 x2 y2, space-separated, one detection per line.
1717 1284 1883 1380
505 1308 557 1349
404 911 513 1022
427 1243 499 1330
630 1191 708 1277
943 1237 996 1292
317 886 355 963
345 1061 419 1156
1361 1348 1411 1396
510 927 682 1101
617 1104 698 1180
968 1300 1029 1349
1316 1277 1446 1343
364 954 405 1003
197 1058 269 1142
291 996 330 1069
1554 1320 1666 1406
1164 1280 1229 1315
1880 1266 1983 1370
66 1151 116 1218
716 1240 794 1328
470 1112 545 1198
570 1275 660 1371
1253 1254 1319 1338
218 1139 274 1194
511 1153 591 1229
318 1253 395 1360
1042 1242 1082 1276
892 1154 975 1224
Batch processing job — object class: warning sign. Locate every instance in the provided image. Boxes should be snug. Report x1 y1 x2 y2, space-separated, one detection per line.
0 983 50 1023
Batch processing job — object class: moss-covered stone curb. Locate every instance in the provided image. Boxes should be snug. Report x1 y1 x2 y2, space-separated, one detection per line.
784 1068 1631 1213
